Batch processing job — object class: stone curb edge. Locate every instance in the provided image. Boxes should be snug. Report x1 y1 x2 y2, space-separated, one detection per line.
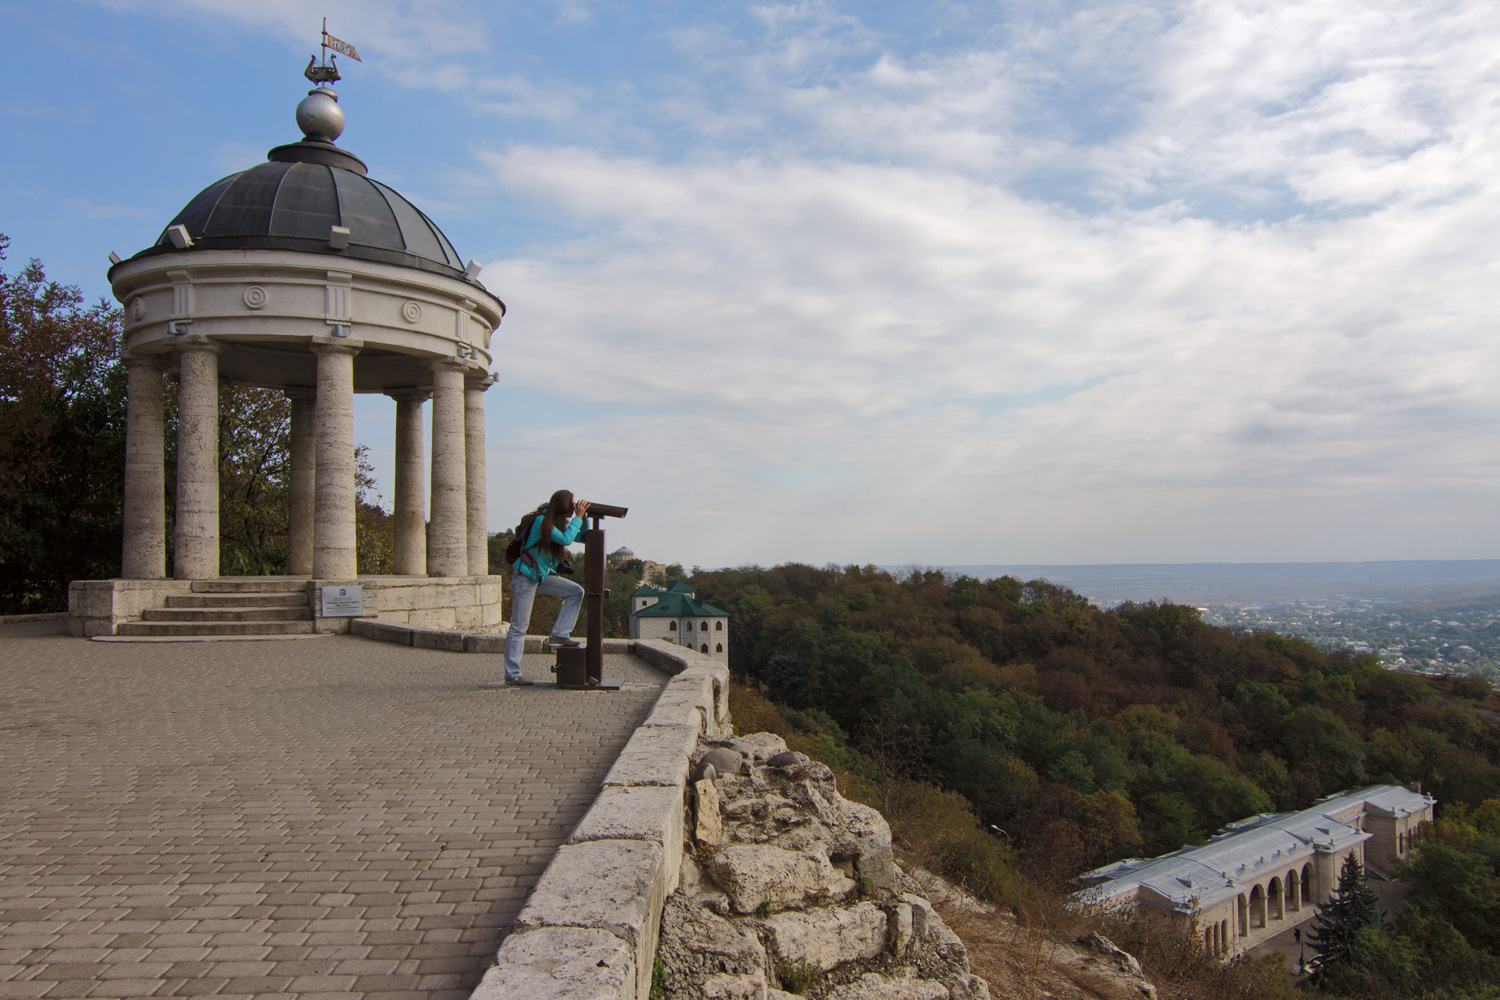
0 611 69 624
350 617 642 655
470 638 730 1000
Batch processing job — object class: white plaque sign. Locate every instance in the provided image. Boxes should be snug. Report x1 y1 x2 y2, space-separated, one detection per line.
320 585 364 617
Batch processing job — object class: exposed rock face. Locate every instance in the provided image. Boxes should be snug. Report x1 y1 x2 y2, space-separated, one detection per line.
763 903 888 970
1043 933 1157 1000
907 868 995 916
707 844 855 914
827 974 950 1000
656 733 992 1000
695 778 724 848
1078 932 1143 977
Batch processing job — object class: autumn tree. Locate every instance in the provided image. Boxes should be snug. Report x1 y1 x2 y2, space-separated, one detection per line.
0 236 126 612
353 444 393 574
217 385 291 575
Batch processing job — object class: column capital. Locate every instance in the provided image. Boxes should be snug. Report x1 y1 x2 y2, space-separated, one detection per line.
388 388 432 404
121 352 169 372
466 372 498 392
310 340 362 358
429 356 472 375
283 387 316 402
174 335 223 356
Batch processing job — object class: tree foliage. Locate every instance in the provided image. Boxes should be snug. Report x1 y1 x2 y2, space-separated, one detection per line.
686 563 1500 881
0 237 126 611
1312 802 1500 998
217 385 290 575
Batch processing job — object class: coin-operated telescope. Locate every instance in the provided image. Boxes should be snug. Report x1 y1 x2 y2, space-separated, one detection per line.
551 502 628 690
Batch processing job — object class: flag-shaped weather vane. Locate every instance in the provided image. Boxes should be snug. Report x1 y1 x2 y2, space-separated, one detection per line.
305 18 361 85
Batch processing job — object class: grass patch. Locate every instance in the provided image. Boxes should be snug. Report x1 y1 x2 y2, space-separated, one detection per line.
648 957 666 1000
777 958 823 995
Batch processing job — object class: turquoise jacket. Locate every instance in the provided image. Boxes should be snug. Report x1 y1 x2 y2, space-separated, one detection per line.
516 514 584 582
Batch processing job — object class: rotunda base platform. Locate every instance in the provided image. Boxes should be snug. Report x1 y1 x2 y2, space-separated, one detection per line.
68 574 502 638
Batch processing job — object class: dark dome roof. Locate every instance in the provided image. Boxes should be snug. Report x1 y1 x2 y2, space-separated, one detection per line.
133 139 473 282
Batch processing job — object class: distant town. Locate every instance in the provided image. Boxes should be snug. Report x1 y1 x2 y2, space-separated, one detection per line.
1200 594 1500 678
931 561 1500 680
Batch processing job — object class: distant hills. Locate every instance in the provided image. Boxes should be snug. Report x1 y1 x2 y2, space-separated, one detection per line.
911 560 1500 606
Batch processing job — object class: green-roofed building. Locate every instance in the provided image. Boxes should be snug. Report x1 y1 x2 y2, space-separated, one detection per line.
629 580 729 661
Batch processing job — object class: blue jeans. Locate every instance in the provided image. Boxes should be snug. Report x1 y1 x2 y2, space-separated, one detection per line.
504 573 584 681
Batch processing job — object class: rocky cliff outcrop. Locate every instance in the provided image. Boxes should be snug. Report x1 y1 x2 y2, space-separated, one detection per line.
656 733 992 1000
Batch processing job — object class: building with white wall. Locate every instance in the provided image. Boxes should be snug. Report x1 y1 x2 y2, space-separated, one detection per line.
629 581 729 662
1076 784 1435 961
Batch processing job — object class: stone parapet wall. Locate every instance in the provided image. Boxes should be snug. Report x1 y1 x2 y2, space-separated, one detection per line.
68 579 195 636
471 640 729 1000
338 574 503 631
67 574 503 637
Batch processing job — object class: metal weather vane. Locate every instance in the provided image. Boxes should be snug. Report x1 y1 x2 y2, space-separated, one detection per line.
305 18 361 85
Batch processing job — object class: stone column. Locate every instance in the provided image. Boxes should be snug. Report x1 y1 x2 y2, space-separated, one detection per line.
173 340 222 579
312 343 360 579
389 389 429 575
427 359 468 577
121 355 167 579
465 374 495 576
284 388 316 575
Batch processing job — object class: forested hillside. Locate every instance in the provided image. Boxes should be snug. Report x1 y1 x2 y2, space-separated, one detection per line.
687 564 1500 877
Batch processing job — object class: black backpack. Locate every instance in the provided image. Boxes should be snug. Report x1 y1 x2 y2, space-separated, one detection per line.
502 504 548 573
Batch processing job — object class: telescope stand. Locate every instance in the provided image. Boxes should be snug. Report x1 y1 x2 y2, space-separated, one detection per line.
551 518 620 691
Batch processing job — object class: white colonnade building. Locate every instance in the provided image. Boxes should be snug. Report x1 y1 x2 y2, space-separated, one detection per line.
71 71 506 637
1076 784 1435 963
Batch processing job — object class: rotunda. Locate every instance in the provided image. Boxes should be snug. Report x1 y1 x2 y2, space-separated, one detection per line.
108 73 503 592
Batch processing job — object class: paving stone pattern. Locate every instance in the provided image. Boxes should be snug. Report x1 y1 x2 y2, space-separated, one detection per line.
0 620 667 999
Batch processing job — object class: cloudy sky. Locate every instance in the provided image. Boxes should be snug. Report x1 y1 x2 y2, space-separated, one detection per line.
3 1 1496 569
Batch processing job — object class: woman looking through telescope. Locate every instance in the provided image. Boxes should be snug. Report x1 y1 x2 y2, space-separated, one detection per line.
502 490 589 685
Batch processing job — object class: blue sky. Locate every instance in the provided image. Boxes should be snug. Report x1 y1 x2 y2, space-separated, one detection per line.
3 0 1497 568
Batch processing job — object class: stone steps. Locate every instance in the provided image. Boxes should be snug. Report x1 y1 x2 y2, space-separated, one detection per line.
142 606 311 623
166 592 309 609
190 578 310 594
116 619 315 637
123 579 316 638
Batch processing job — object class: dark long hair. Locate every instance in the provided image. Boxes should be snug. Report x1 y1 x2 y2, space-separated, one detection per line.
538 489 575 562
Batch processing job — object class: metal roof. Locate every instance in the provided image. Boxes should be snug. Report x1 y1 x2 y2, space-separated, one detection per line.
1313 785 1436 820
632 592 729 619
1075 785 1427 912
119 136 480 287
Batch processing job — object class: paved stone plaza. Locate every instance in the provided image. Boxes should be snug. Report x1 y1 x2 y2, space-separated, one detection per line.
0 620 668 999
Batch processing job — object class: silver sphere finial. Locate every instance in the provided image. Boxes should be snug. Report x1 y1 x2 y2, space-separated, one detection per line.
296 86 345 142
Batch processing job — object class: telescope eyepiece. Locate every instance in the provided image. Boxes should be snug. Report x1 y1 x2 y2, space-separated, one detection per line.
581 501 628 519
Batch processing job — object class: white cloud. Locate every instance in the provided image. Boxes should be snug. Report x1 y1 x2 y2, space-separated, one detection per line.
476 135 1499 565
552 1 594 27
95 0 489 65
77 0 1500 566
92 0 589 122
1093 0 1500 212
